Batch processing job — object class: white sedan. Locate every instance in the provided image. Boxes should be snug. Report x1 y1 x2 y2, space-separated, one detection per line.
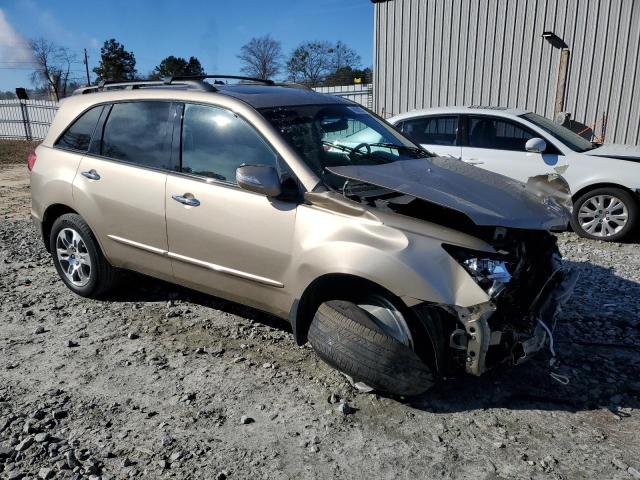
388 107 640 241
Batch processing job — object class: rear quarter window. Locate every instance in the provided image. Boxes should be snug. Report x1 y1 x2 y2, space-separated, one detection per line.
55 105 104 152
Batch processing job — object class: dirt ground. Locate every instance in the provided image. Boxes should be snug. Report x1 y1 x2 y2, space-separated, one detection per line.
0 146 639 479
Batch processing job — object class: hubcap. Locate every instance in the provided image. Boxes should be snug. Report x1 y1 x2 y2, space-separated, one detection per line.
358 295 413 348
578 194 628 237
56 228 92 287
341 295 414 393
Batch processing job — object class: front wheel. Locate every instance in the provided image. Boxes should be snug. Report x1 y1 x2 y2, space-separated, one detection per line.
308 296 444 396
49 213 119 297
570 187 638 241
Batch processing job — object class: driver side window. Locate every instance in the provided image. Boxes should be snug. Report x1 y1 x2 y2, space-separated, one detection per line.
181 104 278 184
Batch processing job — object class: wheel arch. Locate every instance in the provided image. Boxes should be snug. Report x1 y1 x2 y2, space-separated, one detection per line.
571 182 639 204
41 203 79 252
289 273 413 346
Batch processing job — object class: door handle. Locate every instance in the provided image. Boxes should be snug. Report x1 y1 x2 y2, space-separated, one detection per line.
172 194 200 207
463 158 484 165
81 169 100 180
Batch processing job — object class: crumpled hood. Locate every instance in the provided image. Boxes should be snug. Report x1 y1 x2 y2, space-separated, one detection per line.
584 143 640 161
326 157 571 230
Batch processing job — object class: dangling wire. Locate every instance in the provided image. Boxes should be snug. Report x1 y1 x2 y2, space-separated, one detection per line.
538 319 570 385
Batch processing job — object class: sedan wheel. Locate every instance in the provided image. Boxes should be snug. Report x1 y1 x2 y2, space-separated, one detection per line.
571 187 638 241
578 195 628 237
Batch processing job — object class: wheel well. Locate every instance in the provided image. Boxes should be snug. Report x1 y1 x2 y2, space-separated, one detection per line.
41 204 78 252
571 183 638 204
290 273 405 346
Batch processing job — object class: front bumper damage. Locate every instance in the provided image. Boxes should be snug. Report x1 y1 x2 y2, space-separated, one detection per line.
449 267 579 376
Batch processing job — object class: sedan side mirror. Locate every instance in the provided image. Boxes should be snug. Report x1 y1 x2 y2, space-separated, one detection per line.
525 137 547 153
236 165 282 198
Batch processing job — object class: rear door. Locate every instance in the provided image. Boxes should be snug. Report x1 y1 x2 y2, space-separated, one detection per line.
165 103 297 314
397 115 462 158
72 100 178 279
461 115 565 182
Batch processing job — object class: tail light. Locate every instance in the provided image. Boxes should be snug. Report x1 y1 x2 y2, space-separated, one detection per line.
27 150 37 171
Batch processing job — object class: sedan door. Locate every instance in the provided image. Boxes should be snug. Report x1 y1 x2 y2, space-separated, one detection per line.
461 115 566 182
165 103 296 315
397 115 462 159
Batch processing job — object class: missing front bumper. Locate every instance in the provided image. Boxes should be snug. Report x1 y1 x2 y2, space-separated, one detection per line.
451 267 579 376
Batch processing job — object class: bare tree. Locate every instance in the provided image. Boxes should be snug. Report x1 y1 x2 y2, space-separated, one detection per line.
237 35 283 80
286 41 362 87
330 41 361 71
286 41 334 87
30 38 76 100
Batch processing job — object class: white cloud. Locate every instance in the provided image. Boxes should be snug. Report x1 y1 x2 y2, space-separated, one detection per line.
0 9 34 64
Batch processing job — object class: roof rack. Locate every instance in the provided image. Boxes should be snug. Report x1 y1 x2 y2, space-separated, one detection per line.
72 75 279 96
73 78 217 95
167 75 275 86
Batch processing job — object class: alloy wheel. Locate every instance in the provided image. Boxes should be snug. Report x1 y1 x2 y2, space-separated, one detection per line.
56 228 92 287
577 194 629 238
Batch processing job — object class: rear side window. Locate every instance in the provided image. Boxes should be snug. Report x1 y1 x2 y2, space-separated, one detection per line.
400 116 458 146
180 103 278 184
101 102 174 169
55 105 103 152
468 116 533 151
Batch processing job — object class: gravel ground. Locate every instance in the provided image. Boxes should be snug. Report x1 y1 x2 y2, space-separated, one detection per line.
1 158 639 479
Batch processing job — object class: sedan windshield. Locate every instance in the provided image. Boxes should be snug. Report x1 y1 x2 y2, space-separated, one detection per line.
521 113 596 152
259 104 430 179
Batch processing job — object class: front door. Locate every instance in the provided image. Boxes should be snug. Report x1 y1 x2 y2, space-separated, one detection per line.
165 103 296 313
461 115 565 183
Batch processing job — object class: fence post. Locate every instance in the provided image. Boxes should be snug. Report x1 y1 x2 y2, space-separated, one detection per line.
18 99 33 141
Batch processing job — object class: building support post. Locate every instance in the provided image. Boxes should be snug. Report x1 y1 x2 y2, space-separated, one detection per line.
554 48 570 118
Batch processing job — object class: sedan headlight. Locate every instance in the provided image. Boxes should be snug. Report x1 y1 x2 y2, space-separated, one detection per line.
444 245 512 297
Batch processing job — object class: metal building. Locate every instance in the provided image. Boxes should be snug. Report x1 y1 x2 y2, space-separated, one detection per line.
372 0 640 144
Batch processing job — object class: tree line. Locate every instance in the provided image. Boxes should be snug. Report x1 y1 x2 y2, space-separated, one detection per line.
20 35 370 100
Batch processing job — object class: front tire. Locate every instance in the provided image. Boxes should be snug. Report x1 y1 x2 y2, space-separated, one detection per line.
570 187 638 241
308 299 441 396
49 213 118 298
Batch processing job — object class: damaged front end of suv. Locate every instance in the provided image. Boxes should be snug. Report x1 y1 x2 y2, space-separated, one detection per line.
323 157 579 378
261 103 578 391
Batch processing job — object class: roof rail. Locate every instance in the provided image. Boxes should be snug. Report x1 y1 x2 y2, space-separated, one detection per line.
72 78 217 95
167 75 275 86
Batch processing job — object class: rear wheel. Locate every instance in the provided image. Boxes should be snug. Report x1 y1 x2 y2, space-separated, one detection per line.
49 214 119 298
570 187 638 241
308 294 444 396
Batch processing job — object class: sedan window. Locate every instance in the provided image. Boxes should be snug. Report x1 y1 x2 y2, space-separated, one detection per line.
400 116 458 145
468 117 533 151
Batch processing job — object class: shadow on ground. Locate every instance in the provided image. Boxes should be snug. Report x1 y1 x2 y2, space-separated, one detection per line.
104 259 640 414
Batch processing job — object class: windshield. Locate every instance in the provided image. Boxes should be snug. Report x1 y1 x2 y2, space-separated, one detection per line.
259 104 430 181
522 113 595 152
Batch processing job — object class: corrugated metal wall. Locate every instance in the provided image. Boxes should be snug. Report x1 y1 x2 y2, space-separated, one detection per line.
373 0 640 144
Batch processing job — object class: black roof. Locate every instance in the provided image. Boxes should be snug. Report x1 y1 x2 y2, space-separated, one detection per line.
214 84 353 109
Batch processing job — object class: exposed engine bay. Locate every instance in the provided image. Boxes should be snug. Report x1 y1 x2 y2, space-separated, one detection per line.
326 169 578 377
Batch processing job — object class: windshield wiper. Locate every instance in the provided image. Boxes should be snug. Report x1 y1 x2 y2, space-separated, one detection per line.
321 140 363 155
367 143 430 157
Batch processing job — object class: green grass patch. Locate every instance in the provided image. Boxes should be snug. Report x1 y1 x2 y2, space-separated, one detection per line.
0 140 40 166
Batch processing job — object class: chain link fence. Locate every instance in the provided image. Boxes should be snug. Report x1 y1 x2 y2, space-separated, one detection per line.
0 99 59 141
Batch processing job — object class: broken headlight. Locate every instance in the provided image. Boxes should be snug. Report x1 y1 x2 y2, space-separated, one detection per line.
444 245 512 297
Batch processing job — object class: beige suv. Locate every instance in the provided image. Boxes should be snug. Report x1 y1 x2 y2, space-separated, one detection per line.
29 76 577 396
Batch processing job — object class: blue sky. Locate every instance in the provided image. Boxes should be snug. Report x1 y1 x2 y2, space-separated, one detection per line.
0 0 374 91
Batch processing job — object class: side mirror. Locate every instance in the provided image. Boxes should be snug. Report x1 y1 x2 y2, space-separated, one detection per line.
236 165 282 198
525 137 547 153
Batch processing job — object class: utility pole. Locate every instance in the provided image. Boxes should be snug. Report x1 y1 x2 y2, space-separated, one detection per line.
83 48 90 85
